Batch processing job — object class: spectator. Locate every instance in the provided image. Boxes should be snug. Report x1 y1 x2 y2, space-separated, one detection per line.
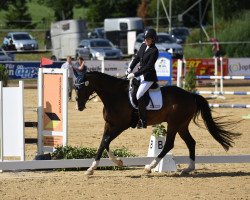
6 39 17 60
209 38 221 58
73 57 88 77
61 56 74 100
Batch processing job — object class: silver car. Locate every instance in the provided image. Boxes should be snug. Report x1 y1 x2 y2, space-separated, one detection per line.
134 32 183 59
75 38 123 60
0 48 13 61
3 32 38 51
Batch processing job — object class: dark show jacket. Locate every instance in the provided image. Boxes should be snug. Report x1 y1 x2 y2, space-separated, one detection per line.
129 42 159 82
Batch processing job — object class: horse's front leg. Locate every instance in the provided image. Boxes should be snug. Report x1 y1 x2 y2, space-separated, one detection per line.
145 128 177 174
85 126 124 175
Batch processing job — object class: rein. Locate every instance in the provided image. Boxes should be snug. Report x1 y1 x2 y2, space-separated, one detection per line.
77 74 127 103
88 93 97 102
86 75 127 102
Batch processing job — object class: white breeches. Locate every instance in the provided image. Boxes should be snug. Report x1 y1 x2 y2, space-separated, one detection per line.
136 80 153 100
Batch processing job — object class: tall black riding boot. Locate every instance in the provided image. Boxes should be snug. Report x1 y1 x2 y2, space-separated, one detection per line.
137 95 148 129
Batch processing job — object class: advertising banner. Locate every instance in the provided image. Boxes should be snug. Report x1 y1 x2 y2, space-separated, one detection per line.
0 61 63 79
172 58 228 79
0 60 129 79
155 52 172 84
228 58 250 76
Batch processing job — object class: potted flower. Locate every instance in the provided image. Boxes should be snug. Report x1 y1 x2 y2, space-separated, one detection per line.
147 124 167 157
152 124 167 138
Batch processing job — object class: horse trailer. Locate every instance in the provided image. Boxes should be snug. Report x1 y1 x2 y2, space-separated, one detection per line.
50 19 87 60
104 17 144 55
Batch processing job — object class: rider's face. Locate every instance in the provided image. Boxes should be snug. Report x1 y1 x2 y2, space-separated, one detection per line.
145 38 153 46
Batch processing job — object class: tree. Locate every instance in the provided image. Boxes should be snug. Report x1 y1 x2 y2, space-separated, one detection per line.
85 0 140 27
5 0 35 28
37 0 88 21
0 0 14 11
137 0 151 26
214 0 250 20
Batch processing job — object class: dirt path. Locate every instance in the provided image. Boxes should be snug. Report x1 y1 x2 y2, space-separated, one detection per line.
0 86 249 200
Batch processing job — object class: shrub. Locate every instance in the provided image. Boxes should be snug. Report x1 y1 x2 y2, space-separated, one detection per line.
184 66 197 93
51 145 136 171
0 64 8 87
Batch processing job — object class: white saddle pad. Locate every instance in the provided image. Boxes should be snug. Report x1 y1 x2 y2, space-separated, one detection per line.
129 88 163 110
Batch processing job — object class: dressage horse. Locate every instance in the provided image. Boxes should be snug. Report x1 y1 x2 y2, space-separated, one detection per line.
74 71 241 175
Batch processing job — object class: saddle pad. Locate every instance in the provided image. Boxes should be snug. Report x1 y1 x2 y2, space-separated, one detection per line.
129 88 163 110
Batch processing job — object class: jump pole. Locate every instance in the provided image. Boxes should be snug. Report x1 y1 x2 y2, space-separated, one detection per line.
209 104 250 108
0 155 249 171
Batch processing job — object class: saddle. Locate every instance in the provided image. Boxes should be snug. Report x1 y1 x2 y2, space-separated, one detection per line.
129 78 163 110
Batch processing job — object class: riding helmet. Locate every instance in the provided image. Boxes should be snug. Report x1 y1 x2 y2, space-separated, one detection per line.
144 28 157 42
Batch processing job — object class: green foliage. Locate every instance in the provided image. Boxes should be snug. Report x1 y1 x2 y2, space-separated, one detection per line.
152 124 167 138
5 0 35 28
185 10 250 58
214 0 250 21
184 66 196 92
85 0 139 27
147 0 209 28
36 0 81 21
0 64 9 87
218 11 250 57
51 145 136 171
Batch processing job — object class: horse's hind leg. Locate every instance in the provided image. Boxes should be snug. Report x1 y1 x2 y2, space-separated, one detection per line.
178 127 196 174
145 127 177 174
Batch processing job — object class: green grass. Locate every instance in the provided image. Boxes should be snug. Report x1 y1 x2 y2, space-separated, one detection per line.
15 52 52 61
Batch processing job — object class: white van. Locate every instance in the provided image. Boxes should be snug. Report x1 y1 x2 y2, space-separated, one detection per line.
50 19 87 60
104 17 144 55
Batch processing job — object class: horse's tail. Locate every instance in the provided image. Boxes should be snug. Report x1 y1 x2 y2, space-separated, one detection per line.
193 94 241 151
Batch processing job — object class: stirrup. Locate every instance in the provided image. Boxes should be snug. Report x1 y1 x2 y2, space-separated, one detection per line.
137 119 147 129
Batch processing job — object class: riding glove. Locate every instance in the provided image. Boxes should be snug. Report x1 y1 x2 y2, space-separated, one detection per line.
127 73 135 80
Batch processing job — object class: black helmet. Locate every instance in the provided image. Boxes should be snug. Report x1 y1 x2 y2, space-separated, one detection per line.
144 28 157 41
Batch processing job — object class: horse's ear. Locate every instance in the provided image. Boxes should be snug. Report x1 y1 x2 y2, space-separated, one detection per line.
85 81 89 86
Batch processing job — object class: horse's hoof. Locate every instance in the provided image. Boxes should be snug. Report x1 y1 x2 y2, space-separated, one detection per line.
144 165 152 174
180 167 194 175
85 169 94 175
116 159 123 167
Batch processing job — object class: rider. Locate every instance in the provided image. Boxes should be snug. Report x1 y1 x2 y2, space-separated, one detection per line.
126 28 159 129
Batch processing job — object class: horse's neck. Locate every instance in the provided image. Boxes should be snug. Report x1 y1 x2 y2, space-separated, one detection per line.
90 74 125 105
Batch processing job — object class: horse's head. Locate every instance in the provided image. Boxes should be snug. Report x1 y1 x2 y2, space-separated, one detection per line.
74 75 93 111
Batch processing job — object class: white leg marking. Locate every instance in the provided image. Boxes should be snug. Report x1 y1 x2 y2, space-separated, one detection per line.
144 157 161 174
107 150 123 167
85 160 100 175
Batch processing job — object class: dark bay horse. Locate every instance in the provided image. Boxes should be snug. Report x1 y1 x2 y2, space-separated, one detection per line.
74 71 241 175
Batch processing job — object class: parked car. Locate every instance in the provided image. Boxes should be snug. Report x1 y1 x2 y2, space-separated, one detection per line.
3 32 38 51
88 27 104 39
0 47 13 61
170 27 190 44
134 32 183 59
75 38 123 60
